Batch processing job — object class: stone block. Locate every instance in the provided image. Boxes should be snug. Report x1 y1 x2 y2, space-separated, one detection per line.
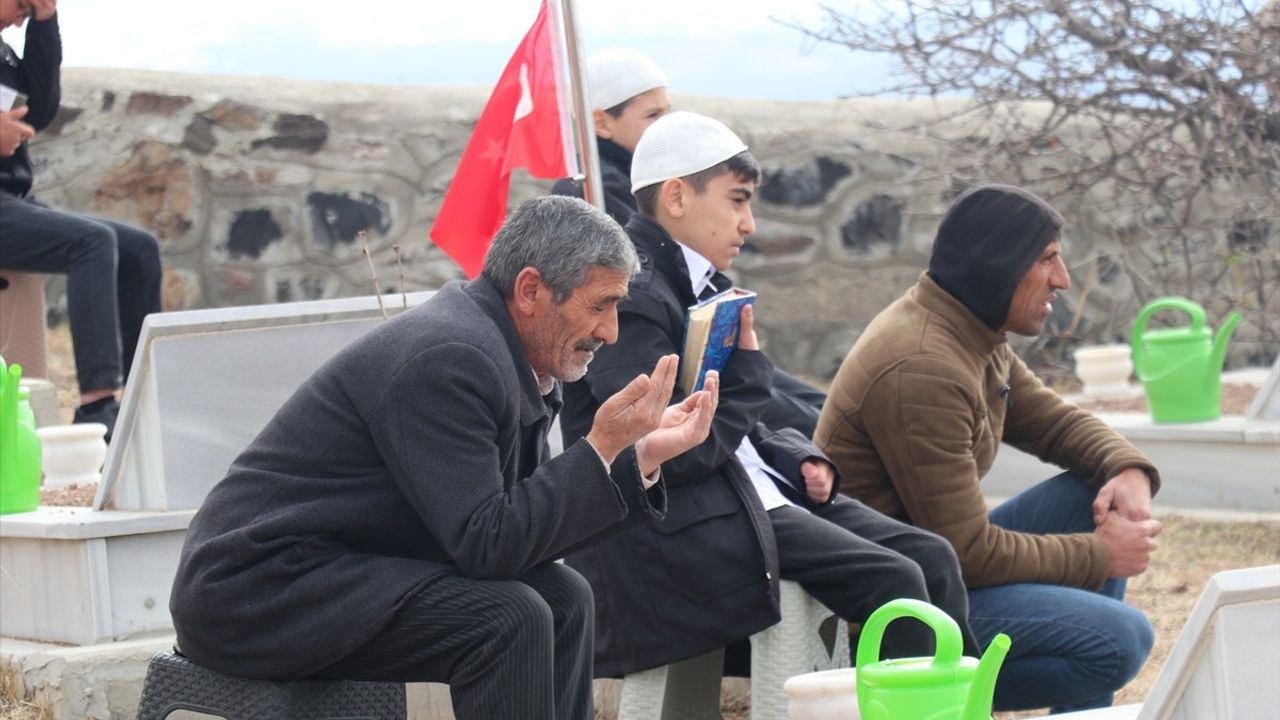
759 156 854 208
181 114 215 155
125 91 193 117
160 267 202 311
839 194 906 261
204 98 266 131
251 113 330 153
93 141 196 246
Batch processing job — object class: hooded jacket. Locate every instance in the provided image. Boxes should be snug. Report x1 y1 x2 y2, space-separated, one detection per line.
928 184 1065 331
815 187 1159 590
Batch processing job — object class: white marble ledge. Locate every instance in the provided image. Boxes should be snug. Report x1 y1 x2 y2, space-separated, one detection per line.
1095 412 1280 444
0 507 195 540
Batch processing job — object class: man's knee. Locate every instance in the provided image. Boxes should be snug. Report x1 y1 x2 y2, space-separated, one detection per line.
114 224 162 271
66 220 119 265
536 563 594 626
1108 605 1155 682
874 553 930 600
496 583 557 639
908 528 962 575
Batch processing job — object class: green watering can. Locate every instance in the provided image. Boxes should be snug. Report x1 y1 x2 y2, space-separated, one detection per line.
856 599 1011 720
1131 297 1241 424
0 356 42 514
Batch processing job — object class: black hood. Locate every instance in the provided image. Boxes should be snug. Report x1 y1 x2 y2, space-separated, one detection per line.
927 184 1063 331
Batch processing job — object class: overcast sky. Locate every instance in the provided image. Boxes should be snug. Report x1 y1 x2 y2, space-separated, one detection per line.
1 0 890 101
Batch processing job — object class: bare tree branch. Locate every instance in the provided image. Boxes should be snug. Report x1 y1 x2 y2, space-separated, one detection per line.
793 0 1280 366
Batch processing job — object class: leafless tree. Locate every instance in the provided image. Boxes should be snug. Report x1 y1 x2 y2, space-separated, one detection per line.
798 0 1280 368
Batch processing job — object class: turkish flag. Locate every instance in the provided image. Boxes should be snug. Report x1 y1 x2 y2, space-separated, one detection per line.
430 0 575 278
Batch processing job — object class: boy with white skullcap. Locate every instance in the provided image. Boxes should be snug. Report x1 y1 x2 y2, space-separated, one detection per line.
559 111 976 675
551 47 670 224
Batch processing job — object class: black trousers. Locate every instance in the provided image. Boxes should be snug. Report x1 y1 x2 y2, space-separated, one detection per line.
771 494 978 659
0 192 162 392
318 563 595 720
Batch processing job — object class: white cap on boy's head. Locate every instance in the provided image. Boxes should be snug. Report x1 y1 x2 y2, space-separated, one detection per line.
630 111 749 193
588 48 668 111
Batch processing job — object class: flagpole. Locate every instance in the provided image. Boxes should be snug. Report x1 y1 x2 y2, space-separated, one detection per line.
559 0 605 211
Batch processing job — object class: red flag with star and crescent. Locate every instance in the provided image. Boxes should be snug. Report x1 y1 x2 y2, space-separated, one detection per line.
430 0 576 278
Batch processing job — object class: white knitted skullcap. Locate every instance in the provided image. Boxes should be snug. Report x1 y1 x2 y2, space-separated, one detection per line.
630 112 749 193
588 48 668 111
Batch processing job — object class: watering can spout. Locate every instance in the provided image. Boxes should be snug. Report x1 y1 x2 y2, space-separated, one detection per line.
961 633 1010 720
1209 311 1242 380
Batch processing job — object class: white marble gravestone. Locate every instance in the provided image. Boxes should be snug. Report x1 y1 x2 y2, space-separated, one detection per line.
1246 358 1280 421
1135 564 1280 720
96 292 435 511
3 292 437 645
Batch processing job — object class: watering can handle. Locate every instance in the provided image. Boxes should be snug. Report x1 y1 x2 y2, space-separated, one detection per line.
855 598 963 668
1131 297 1205 375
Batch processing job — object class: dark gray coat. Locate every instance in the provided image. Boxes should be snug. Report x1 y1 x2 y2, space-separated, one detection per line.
170 277 665 680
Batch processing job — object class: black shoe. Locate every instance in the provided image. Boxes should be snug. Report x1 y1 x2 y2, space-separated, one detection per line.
74 396 119 444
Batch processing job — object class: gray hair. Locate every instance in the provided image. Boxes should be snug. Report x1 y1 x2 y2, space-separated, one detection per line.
482 196 641 302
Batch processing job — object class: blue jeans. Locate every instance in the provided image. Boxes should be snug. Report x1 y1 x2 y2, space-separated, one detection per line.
969 472 1154 714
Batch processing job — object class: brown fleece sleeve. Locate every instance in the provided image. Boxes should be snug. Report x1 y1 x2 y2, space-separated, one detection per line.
863 355 1110 590
1000 354 1161 494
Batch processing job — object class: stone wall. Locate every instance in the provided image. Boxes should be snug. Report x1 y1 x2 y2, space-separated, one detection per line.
27 69 1278 381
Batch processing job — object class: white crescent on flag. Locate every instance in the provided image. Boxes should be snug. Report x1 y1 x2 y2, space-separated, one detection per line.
514 62 534 123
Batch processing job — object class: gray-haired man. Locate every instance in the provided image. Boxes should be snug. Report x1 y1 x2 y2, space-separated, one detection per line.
169 196 719 720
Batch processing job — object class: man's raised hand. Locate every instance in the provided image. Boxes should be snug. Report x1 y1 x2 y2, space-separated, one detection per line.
635 372 719 476
586 355 681 465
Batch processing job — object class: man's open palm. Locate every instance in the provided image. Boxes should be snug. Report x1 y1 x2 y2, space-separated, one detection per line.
635 372 719 474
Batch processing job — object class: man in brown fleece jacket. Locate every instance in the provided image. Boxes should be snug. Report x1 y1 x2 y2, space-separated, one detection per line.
815 184 1164 715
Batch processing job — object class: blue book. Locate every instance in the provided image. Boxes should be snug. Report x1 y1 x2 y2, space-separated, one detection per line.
678 288 757 394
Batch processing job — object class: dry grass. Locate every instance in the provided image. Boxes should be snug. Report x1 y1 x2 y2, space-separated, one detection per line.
0 662 50 720
46 324 79 426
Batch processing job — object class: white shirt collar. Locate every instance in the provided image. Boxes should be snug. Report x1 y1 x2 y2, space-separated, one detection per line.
677 242 716 298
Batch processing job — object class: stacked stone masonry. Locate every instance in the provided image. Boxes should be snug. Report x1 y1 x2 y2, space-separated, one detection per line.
25 69 1278 381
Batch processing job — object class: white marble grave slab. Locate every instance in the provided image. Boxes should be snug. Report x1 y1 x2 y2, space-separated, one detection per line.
1136 564 1280 720
95 292 434 511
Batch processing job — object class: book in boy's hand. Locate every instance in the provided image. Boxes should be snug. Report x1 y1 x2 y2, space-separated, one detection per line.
678 287 757 394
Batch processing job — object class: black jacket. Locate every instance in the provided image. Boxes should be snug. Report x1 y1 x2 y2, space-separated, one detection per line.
561 214 836 675
170 278 666 680
0 14 61 198
551 137 637 225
